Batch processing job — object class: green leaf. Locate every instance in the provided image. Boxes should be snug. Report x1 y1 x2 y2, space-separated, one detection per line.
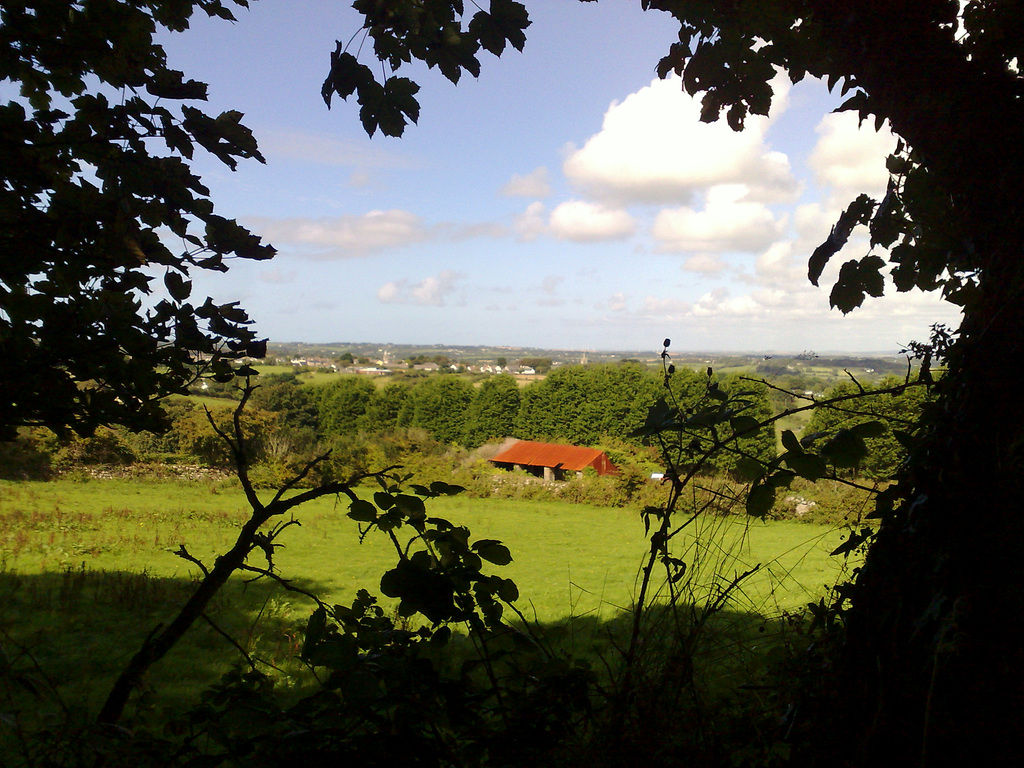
321 49 371 107
347 499 377 523
780 429 802 454
746 483 776 518
784 451 828 481
830 527 874 557
850 420 887 439
473 539 513 566
496 577 519 602
381 561 456 624
821 429 869 467
830 254 888 314
767 469 797 488
373 491 395 510
394 493 426 518
808 194 876 286
430 481 465 496
730 414 761 434
734 457 767 481
300 606 327 661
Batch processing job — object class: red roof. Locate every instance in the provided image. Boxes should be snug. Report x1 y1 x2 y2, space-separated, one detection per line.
489 440 619 475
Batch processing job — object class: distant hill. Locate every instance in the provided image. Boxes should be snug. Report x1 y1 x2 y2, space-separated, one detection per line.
265 341 914 386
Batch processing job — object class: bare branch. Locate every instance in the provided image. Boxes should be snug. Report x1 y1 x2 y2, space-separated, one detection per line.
268 448 334 506
200 613 259 672
843 368 866 393
174 544 210 577
235 563 328 609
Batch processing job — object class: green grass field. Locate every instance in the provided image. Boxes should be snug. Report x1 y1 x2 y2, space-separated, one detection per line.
0 477 858 718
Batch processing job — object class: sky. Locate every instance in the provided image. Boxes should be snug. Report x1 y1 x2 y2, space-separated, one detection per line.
159 0 961 355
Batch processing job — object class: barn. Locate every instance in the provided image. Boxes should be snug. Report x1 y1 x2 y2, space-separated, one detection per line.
489 440 619 481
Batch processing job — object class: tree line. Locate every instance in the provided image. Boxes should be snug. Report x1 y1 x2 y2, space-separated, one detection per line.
2 364 927 492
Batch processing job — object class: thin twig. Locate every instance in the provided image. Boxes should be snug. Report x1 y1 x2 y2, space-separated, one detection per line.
174 544 210 577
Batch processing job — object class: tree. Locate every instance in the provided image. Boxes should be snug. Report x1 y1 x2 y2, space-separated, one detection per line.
0 0 273 442
357 381 412 433
518 356 552 374
250 375 319 431
514 363 660 445
806 376 929 479
333 2 1024 762
315 376 376 437
463 373 521 447
397 376 474 445
171 400 278 467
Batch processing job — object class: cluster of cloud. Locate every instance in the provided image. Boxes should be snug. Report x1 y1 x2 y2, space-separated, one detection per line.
249 209 430 257
523 74 961 339
377 269 463 306
251 72 957 346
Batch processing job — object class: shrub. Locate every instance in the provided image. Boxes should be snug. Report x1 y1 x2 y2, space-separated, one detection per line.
0 428 53 479
50 427 137 471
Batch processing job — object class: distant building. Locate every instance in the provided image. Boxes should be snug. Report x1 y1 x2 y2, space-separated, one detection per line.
489 440 619 481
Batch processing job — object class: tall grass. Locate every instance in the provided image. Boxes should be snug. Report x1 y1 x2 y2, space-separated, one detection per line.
0 477 856 720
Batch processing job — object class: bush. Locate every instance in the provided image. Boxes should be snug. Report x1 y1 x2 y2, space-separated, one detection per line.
0 428 53 479
50 427 137 471
770 478 879 525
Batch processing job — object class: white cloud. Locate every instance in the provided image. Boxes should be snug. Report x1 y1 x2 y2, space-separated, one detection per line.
259 129 410 170
809 111 896 200
692 289 761 317
249 210 429 256
607 292 628 311
754 241 802 282
652 184 783 253
377 269 463 306
563 75 799 205
682 254 727 274
449 221 508 240
639 296 693 318
500 167 552 197
514 201 548 241
549 200 635 242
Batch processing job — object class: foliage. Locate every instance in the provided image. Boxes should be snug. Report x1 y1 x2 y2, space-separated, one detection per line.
8 0 1024 763
515 363 660 445
46 426 138 471
356 381 412 433
805 376 930 479
321 0 531 137
462 373 521 448
169 400 278 467
0 0 273 441
249 375 319 430
517 356 552 374
314 376 376 436
0 428 53 480
397 376 475 444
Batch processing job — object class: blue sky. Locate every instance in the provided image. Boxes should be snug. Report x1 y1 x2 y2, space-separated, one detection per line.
162 0 960 354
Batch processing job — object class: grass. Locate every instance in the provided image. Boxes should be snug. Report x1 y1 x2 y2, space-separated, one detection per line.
0 477 858 720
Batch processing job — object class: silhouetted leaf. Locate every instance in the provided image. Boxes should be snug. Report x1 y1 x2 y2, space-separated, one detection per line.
808 194 876 286
781 429 802 454
348 499 377 523
784 451 828 480
746 483 776 518
473 539 513 566
164 271 191 301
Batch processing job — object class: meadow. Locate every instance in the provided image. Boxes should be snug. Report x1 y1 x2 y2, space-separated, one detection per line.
0 477 857 720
